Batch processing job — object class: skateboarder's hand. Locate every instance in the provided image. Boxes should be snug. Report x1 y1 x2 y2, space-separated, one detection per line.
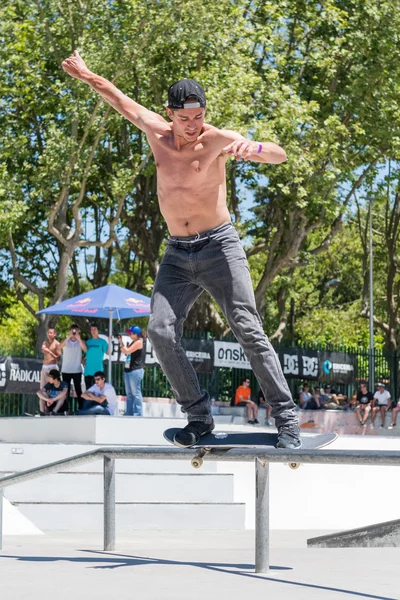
61 50 91 80
223 139 258 160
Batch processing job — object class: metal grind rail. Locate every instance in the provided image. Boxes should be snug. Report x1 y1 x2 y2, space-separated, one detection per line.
1 446 400 573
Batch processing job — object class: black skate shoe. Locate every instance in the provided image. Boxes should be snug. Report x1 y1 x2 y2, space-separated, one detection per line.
173 420 215 448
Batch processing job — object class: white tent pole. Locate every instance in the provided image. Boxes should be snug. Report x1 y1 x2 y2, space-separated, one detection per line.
108 310 113 385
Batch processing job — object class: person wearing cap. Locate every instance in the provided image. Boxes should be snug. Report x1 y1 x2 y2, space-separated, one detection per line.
319 385 344 410
36 369 68 416
371 383 391 428
118 326 145 416
61 53 300 449
83 322 110 390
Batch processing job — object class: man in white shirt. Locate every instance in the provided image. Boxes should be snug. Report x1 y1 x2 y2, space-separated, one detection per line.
60 324 86 410
371 383 391 428
76 371 117 415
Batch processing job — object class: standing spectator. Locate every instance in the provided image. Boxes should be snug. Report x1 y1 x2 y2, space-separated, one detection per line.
257 388 272 425
388 399 400 429
355 383 374 426
36 369 68 415
299 383 313 409
40 327 61 388
60 324 86 410
118 326 145 416
84 322 110 390
371 383 391 428
76 371 117 415
235 377 259 424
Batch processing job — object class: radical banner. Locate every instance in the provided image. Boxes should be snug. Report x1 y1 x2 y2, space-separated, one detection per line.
0 356 42 393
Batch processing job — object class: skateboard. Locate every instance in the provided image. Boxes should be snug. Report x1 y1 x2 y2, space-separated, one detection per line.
163 429 338 469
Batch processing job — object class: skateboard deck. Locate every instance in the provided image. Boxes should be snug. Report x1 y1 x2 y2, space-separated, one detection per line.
163 428 338 468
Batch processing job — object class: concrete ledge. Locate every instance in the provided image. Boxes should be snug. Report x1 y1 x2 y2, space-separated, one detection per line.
307 518 400 547
0 416 185 444
0 416 265 445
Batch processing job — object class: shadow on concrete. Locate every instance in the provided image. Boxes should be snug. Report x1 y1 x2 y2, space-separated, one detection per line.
0 550 397 600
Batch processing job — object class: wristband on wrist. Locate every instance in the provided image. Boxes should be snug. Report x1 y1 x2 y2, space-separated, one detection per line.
257 143 263 155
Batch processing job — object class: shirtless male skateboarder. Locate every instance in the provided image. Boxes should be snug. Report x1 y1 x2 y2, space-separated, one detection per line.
61 51 300 448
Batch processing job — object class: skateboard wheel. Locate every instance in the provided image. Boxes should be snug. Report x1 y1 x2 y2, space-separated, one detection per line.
289 462 300 470
191 457 203 469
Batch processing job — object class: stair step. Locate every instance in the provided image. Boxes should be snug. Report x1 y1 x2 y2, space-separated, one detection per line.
5 472 234 503
0 444 217 473
15 502 246 530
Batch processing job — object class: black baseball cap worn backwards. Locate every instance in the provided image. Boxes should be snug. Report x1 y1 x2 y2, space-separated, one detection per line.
168 79 206 109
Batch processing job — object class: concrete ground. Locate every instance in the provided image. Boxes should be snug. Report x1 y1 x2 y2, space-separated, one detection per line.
0 530 399 600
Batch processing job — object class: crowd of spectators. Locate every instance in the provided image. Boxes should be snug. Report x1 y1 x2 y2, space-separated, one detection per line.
37 324 400 430
36 323 144 417
231 376 400 430
297 381 400 429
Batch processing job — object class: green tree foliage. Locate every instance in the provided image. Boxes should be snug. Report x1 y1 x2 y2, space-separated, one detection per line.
244 0 400 315
1 0 400 355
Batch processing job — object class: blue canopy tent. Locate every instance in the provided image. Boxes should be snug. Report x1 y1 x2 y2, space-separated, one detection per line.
37 284 151 384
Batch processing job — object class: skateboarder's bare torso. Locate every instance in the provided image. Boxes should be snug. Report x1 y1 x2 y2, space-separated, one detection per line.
61 51 287 236
148 121 231 235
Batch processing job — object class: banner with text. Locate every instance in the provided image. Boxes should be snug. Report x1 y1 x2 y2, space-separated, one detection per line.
277 348 356 383
144 338 214 373
213 341 251 369
142 341 357 383
0 356 42 393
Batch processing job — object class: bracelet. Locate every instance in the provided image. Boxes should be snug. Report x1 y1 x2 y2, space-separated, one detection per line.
257 143 263 155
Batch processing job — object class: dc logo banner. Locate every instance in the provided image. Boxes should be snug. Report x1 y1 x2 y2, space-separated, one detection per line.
283 354 299 375
277 350 319 380
303 356 319 378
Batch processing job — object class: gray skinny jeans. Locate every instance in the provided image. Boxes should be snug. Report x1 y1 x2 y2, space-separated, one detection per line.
147 222 298 428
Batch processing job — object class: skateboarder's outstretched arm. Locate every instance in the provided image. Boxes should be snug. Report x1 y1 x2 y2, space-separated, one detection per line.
61 51 169 135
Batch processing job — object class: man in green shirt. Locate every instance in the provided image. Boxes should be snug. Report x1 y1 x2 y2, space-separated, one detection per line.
84 323 110 389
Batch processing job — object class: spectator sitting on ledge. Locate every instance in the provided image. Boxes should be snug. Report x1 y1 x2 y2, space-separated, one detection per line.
257 388 272 425
371 383 391 429
320 385 345 410
299 383 313 409
235 377 259 424
355 382 373 426
76 371 117 416
36 369 68 416
305 386 322 410
389 398 400 429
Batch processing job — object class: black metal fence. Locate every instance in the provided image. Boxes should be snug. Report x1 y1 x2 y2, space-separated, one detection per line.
0 335 398 417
